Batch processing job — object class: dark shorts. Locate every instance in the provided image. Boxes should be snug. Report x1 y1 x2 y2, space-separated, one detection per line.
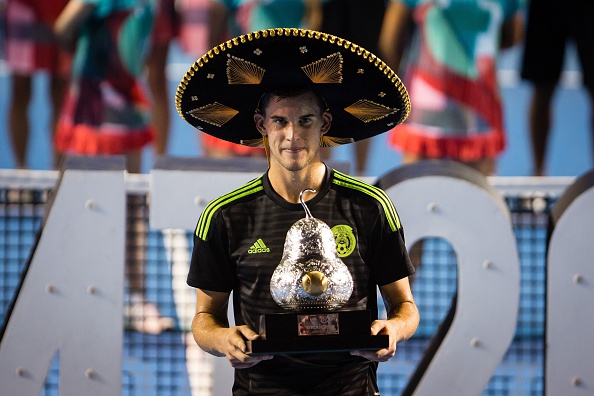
321 0 386 54
521 0 594 89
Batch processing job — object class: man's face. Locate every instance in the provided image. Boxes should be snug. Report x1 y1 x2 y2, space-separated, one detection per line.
254 91 332 172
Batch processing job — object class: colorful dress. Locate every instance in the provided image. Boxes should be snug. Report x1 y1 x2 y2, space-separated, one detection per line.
4 0 71 76
388 0 521 162
55 0 155 156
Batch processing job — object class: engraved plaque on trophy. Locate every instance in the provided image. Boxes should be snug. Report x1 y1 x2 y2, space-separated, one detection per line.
247 189 389 355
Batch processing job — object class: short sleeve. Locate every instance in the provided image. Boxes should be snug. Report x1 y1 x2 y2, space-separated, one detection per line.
368 204 415 286
187 211 237 292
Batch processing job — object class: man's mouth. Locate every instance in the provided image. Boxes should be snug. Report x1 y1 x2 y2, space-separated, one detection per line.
282 147 304 153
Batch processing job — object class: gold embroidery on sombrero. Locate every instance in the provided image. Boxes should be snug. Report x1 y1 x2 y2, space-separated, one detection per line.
227 55 266 85
187 102 239 127
344 99 398 123
240 138 265 148
301 52 343 84
320 136 355 147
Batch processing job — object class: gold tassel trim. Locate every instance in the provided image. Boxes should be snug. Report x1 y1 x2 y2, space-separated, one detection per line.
240 137 265 148
321 135 355 147
263 135 270 168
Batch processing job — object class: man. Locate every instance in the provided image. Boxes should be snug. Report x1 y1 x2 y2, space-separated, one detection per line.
177 28 419 394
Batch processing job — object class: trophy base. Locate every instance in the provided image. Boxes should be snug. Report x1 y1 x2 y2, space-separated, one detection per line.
246 310 389 355
247 334 389 355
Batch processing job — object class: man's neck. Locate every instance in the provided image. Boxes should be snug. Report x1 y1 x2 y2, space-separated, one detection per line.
268 161 327 204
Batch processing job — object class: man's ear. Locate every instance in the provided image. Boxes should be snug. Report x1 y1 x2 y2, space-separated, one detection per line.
254 113 266 135
321 112 332 134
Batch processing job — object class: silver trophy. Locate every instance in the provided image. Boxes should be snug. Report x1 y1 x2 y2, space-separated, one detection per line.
247 189 388 354
270 188 353 311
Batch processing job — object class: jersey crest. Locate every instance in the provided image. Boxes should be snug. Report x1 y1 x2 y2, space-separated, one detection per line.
331 224 356 257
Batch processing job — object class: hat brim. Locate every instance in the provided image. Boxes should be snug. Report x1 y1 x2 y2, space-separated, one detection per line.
176 28 410 146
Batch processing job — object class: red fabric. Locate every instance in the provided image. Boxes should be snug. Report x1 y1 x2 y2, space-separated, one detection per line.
202 134 265 157
35 0 69 23
388 123 505 162
55 85 154 156
55 122 155 155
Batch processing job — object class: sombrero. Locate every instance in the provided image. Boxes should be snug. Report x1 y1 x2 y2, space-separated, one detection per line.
175 28 410 147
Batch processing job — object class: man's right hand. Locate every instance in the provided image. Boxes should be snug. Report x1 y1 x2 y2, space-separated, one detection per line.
220 325 274 368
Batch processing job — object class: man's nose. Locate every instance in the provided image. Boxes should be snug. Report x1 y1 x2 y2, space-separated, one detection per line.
285 123 298 140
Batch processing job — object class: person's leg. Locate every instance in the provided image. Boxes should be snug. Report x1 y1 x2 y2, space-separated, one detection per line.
146 42 171 157
528 82 556 176
126 149 142 174
9 74 32 168
520 0 563 175
49 75 68 168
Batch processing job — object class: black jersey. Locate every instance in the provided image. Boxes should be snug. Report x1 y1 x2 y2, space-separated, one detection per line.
188 166 414 395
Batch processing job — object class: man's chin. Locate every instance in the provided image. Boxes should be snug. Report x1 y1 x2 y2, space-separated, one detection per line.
277 158 308 172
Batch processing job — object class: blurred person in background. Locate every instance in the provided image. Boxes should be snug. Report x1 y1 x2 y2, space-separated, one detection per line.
379 0 523 278
320 0 386 175
145 0 179 159
53 0 155 173
54 0 174 334
145 0 212 162
379 0 523 176
521 0 594 176
4 0 70 169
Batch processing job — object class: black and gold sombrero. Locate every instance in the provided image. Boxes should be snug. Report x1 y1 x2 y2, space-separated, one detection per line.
175 28 410 147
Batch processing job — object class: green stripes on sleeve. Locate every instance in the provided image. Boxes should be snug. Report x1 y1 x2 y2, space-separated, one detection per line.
195 176 264 240
332 171 401 232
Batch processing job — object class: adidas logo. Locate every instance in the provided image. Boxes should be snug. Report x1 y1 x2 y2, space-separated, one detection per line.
248 239 270 254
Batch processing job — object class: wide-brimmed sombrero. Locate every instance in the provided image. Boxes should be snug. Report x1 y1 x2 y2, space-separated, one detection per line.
175 28 410 147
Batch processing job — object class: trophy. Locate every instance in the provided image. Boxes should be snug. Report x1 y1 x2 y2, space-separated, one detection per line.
247 189 389 355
